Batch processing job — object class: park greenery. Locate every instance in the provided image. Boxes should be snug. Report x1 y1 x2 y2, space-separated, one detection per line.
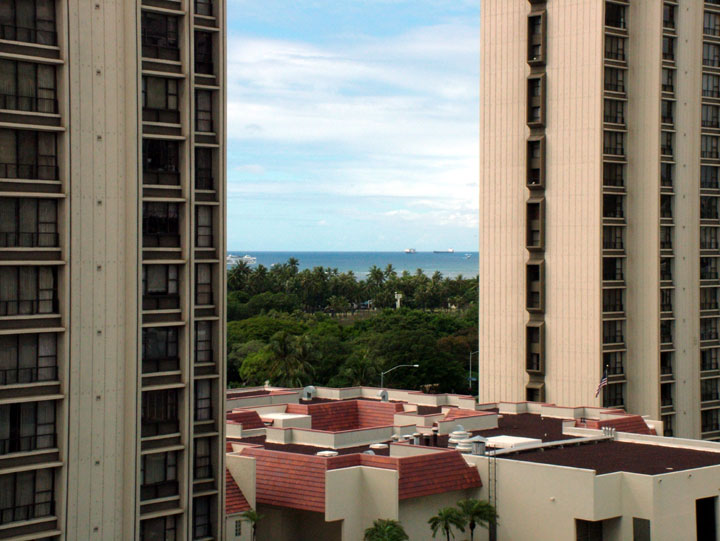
227 259 479 393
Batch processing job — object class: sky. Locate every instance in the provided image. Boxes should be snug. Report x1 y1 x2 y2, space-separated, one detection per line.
226 0 480 252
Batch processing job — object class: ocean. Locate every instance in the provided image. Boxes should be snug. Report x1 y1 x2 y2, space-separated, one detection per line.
227 251 479 279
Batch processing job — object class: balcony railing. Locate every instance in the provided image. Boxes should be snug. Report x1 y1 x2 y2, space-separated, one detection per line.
0 433 56 455
661 302 673 312
142 108 181 124
141 480 179 501
0 501 55 524
603 208 624 219
603 239 624 250
0 365 57 386
703 360 720 371
605 50 626 62
702 301 720 310
604 81 625 93
0 232 59 248
143 167 180 186
0 162 58 180
195 348 213 364
195 0 213 16
142 357 180 374
0 23 57 46
703 270 720 280
0 298 58 317
603 302 624 313
603 272 624 282
661 363 673 376
661 239 673 250
604 145 625 156
603 333 624 344
141 419 180 438
142 233 181 248
661 145 674 156
0 93 57 114
604 113 624 124
705 57 720 68
142 294 180 311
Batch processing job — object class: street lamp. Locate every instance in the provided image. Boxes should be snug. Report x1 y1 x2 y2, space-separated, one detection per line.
380 364 419 389
469 350 479 392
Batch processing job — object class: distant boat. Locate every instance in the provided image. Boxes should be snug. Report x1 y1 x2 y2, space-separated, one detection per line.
404 248 416 254
433 249 455 253
463 254 472 259
227 254 257 265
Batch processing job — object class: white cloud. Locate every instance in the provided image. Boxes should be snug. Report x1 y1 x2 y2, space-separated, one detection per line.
226 18 479 232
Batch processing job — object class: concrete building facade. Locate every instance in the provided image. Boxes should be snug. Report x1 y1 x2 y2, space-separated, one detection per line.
479 0 720 440
0 0 227 538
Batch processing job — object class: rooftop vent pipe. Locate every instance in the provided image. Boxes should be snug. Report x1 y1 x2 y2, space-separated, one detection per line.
448 430 470 449
370 443 388 450
378 389 389 402
412 432 422 445
316 450 338 457
302 386 316 400
467 435 488 456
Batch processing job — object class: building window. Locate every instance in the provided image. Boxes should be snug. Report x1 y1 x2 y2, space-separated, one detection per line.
0 333 57 385
662 68 675 93
195 379 212 422
660 288 673 313
701 287 720 311
603 194 624 219
661 383 674 408
663 3 675 29
605 3 626 29
604 98 625 124
702 135 720 160
526 324 544 373
141 12 179 61
195 0 213 17
195 31 214 75
661 351 673 376
662 36 675 61
142 265 180 311
661 132 674 157
143 202 180 248
702 348 720 371
0 266 57 316
661 163 673 188
602 320 624 345
196 206 213 248
526 200 544 250
702 408 720 433
526 262 544 312
142 327 179 373
661 100 674 125
235 519 243 536
660 226 672 250
705 43 720 68
0 129 57 180
141 451 178 501
662 415 674 438
527 75 545 126
195 148 214 190
576 519 603 541
194 438 212 480
660 195 673 220
603 226 624 250
604 383 625 408
527 13 546 65
195 321 213 364
143 139 180 186
604 67 626 93
701 197 720 221
603 163 625 187
660 257 673 282
603 131 625 156
702 379 720 402
702 166 719 190
0 0 57 45
193 496 212 539
142 77 180 124
0 469 54 524
0 401 55 455
706 11 720 37
195 90 214 133
0 197 58 248
605 35 626 61
603 288 624 313
660 320 673 344
141 389 179 437
141 516 177 541
704 74 720 98
0 60 56 113
527 137 545 188
195 263 213 306
702 257 720 281
602 257 624 282
702 318 719 342
604 352 624 376
704 105 720 130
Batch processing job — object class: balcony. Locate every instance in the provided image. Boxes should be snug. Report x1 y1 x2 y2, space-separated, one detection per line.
142 293 180 312
142 203 180 248
142 357 180 374
0 93 57 114
0 433 55 455
0 162 58 181
702 329 720 342
0 231 58 248
141 13 179 61
0 365 57 386
0 23 56 46
141 480 179 502
603 333 624 345
0 501 55 525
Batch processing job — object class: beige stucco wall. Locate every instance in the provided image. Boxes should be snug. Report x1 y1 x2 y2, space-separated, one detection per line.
226 514 253 541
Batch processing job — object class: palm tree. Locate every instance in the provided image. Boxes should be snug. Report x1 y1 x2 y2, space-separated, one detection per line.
364 519 409 541
240 509 263 541
428 507 466 541
266 331 314 387
456 499 497 541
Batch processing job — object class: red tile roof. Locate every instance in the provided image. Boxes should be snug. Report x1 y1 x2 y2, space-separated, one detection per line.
239 445 481 512
226 469 251 515
228 410 265 429
582 415 656 435
284 400 403 431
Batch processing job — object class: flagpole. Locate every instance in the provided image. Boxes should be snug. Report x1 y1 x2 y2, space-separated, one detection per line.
602 364 609 408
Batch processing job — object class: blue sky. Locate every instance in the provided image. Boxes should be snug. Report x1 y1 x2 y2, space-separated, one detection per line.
226 0 479 251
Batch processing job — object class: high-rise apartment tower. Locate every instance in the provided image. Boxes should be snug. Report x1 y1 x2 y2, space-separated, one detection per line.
479 0 720 440
0 0 227 538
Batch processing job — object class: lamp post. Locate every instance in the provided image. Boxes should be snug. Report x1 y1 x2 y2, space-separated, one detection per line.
380 363 419 389
469 350 479 393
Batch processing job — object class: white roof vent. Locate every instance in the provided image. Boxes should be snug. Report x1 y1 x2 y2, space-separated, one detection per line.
370 443 389 450
316 450 338 457
302 386 316 400
378 389 389 402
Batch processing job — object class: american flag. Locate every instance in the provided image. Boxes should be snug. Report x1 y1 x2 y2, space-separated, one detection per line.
595 370 608 398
